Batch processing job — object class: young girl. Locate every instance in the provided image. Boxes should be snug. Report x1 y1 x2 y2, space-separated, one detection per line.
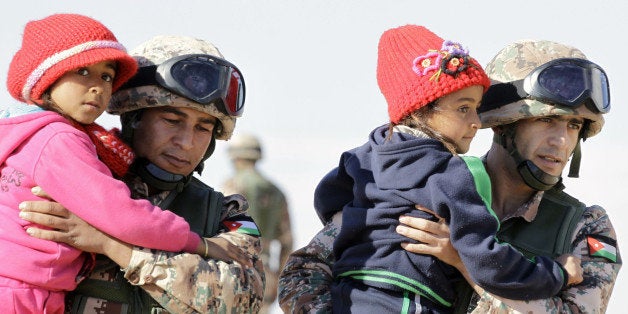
0 14 207 312
314 25 583 313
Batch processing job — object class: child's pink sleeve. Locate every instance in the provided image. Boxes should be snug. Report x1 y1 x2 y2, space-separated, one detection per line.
32 129 201 253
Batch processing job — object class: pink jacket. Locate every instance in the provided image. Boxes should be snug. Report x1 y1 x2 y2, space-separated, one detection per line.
0 111 201 291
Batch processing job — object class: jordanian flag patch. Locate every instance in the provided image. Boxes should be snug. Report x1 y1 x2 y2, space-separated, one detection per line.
223 215 260 236
587 235 617 262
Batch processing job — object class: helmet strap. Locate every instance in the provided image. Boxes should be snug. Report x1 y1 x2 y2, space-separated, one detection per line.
132 158 190 192
567 120 591 178
495 126 560 191
119 110 143 145
193 132 216 175
567 140 582 178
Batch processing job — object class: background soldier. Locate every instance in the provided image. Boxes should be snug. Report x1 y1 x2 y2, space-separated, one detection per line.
223 133 293 314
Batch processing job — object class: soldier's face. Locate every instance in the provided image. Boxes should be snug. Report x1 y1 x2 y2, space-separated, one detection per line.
513 115 584 177
132 106 217 175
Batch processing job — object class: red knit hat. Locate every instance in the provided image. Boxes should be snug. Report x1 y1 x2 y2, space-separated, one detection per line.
377 25 490 124
6 13 138 104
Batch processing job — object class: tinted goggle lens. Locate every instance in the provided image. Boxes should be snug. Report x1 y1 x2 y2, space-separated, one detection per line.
171 60 222 101
159 55 245 117
532 59 610 113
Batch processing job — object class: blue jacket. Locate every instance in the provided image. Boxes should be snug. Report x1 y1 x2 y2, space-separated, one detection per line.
315 125 566 307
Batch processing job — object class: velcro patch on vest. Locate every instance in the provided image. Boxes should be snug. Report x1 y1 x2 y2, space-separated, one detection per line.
223 215 261 237
587 235 618 262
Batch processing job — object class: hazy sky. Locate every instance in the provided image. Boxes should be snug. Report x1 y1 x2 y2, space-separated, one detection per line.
1 1 626 312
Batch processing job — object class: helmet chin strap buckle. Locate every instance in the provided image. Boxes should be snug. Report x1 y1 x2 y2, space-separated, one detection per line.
500 128 561 191
517 160 560 191
133 158 190 192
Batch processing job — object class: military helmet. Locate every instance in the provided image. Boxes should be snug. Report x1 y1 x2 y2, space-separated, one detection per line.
480 39 605 138
228 133 262 161
108 35 238 140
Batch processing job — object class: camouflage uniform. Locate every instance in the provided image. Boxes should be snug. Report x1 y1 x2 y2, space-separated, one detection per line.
65 174 265 314
278 39 622 313
278 212 339 314
278 191 621 313
223 166 293 314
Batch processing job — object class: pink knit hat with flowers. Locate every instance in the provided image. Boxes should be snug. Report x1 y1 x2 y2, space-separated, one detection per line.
7 13 137 104
377 25 490 123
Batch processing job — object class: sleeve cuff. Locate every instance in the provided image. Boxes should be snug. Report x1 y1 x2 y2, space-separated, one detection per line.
122 247 159 285
183 232 202 253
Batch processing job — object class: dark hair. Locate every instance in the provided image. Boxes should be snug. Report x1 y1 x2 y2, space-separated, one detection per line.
40 91 78 123
388 102 458 154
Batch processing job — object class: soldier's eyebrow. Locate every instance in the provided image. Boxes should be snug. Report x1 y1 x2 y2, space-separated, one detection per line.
197 114 216 125
159 106 217 126
548 115 584 125
160 107 187 118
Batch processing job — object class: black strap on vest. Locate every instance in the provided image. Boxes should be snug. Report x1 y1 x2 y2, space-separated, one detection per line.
68 177 224 313
452 187 585 313
161 177 223 237
497 188 586 258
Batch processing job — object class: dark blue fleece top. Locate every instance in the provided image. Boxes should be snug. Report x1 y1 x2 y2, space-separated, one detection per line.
315 125 566 307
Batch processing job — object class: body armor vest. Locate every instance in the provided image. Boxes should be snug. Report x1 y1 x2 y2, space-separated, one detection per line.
67 177 224 313
453 187 586 313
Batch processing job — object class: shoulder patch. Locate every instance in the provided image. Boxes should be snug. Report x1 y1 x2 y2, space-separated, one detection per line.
223 215 261 237
587 235 617 262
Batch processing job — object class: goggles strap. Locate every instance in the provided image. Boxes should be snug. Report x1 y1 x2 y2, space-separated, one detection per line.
118 66 159 90
479 80 527 113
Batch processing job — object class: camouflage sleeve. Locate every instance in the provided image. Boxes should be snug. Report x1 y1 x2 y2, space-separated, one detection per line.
471 205 622 314
278 212 342 314
122 194 265 314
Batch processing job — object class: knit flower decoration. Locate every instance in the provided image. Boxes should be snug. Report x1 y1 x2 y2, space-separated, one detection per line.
412 51 441 76
412 40 470 81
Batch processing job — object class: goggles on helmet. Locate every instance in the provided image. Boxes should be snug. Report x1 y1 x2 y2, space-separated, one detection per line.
121 54 245 117
482 58 610 114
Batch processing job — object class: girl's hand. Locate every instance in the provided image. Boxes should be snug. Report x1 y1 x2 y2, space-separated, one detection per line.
199 237 253 268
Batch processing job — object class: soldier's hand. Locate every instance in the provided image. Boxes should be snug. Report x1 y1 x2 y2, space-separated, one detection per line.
202 237 253 268
19 186 112 255
397 205 462 269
